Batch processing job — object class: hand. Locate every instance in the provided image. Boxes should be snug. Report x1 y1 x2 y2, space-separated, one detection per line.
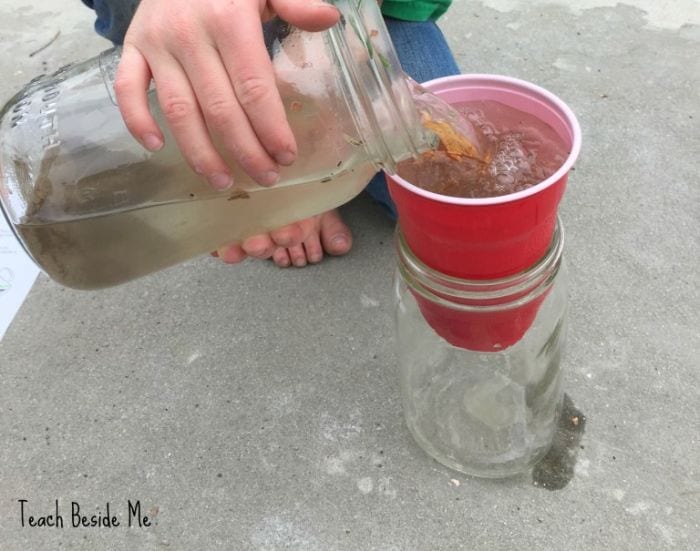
114 0 340 189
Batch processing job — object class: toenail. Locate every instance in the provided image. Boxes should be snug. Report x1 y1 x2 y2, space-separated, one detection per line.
293 257 306 267
331 236 348 248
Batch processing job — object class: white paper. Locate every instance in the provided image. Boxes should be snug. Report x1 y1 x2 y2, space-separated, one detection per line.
0 213 39 340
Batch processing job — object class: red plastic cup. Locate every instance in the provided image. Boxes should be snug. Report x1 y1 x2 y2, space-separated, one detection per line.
387 74 581 280
389 75 580 350
396 221 564 352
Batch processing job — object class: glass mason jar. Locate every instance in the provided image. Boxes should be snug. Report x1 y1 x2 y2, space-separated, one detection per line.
393 220 568 478
0 0 434 290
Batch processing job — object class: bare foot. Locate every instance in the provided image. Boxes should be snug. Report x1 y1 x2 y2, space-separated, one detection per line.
215 209 352 267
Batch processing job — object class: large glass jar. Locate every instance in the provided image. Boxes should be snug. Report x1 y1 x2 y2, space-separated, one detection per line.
0 0 434 290
393 220 568 478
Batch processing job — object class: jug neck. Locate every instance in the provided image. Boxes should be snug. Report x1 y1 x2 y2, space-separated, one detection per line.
327 0 435 173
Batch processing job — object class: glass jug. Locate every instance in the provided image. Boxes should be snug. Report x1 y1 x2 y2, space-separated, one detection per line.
0 0 434 289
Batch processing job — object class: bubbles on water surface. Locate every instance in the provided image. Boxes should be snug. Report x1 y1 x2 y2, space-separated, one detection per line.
398 98 569 198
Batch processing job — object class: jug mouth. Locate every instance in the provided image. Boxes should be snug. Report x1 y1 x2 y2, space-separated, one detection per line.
388 74 583 205
327 0 432 172
395 218 565 311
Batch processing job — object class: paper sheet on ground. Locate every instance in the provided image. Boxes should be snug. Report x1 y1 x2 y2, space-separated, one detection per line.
0 214 39 340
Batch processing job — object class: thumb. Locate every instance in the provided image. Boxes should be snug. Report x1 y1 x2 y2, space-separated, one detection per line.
269 0 340 32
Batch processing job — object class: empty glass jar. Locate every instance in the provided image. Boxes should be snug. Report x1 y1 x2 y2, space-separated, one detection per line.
393 220 568 477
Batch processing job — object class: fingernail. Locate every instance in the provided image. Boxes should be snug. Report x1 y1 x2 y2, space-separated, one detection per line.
258 171 280 186
142 133 163 151
208 172 233 190
275 150 296 166
314 0 338 10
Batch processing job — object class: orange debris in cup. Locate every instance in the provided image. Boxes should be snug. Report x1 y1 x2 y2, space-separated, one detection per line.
422 114 483 161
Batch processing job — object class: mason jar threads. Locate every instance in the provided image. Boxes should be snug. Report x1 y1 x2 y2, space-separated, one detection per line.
393 220 568 478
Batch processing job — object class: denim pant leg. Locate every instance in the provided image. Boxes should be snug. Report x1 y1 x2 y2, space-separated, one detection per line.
363 18 461 220
81 0 138 44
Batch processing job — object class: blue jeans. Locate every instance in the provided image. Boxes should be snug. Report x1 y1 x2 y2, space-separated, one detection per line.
82 3 460 218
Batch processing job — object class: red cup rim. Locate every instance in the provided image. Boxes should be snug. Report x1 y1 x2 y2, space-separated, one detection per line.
389 74 582 205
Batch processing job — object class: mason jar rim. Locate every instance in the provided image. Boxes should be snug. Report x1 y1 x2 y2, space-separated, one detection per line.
395 218 564 311
326 0 428 172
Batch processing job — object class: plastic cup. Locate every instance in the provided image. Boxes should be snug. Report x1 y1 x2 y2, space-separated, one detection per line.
387 74 581 280
396 220 564 352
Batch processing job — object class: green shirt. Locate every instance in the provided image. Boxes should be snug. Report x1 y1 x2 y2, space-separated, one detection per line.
381 0 452 21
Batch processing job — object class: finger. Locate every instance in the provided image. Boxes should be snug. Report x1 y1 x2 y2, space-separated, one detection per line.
150 55 233 189
217 243 247 264
287 244 308 267
242 233 276 259
272 247 292 268
115 44 164 151
178 41 281 186
270 0 340 32
214 4 297 167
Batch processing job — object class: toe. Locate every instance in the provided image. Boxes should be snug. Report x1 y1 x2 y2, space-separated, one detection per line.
242 233 275 259
269 222 307 248
288 244 308 267
217 244 247 264
272 247 291 268
304 233 324 264
319 210 352 256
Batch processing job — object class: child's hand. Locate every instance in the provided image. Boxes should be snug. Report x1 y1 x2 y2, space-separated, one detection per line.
115 0 339 189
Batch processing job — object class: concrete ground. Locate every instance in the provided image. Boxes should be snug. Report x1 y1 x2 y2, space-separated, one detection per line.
0 0 698 549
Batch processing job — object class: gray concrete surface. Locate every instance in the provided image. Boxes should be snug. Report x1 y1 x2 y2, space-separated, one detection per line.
1 0 698 549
